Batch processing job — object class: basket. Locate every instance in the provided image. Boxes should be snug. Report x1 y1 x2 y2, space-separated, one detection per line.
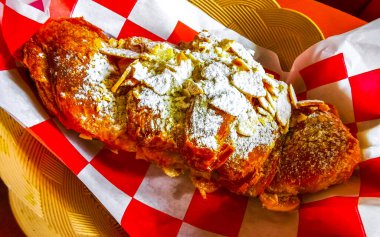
0 0 323 235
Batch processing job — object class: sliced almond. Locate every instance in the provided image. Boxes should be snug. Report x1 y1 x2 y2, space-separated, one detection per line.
237 119 256 137
266 85 280 97
132 89 140 99
132 61 151 81
263 75 281 97
258 97 272 113
288 84 298 109
100 47 140 59
122 78 139 87
201 62 230 80
230 41 255 66
232 58 250 71
296 113 308 123
268 104 276 116
210 88 249 117
176 51 188 63
109 148 119 154
263 75 279 88
297 100 325 107
221 39 234 51
279 122 289 134
108 38 117 47
169 59 193 85
162 167 182 177
183 79 204 95
275 88 292 127
142 69 173 95
111 63 133 93
79 133 92 140
257 106 271 117
266 91 276 111
182 89 191 97
117 39 126 48
231 71 266 98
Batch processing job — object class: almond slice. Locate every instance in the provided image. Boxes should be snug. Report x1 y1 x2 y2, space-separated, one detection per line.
111 63 133 93
210 88 249 117
263 75 280 96
258 97 275 115
232 58 250 71
275 88 292 127
201 62 230 80
257 106 271 117
132 61 151 81
230 41 254 64
266 91 276 111
288 84 298 109
79 133 92 140
236 119 256 137
231 71 266 98
100 47 140 59
142 69 173 95
297 99 325 107
263 75 279 88
183 79 204 95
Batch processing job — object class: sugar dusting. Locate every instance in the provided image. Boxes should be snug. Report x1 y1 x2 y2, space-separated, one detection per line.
99 31 292 159
74 53 117 118
188 95 223 150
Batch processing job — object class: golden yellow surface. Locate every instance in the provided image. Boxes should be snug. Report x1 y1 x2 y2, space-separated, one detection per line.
0 0 323 235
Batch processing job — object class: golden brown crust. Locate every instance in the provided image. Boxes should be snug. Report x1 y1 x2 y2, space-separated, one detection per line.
22 18 126 143
260 102 361 210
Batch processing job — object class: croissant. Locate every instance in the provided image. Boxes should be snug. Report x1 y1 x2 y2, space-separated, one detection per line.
21 18 361 210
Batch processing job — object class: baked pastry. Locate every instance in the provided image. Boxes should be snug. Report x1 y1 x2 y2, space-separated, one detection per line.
20 18 361 210
260 100 362 211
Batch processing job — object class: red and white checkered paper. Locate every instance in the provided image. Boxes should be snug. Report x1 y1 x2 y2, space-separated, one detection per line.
1 0 380 236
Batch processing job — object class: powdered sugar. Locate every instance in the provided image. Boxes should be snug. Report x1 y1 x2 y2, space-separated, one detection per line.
142 68 173 95
100 47 140 59
168 59 194 85
136 86 176 132
188 95 223 150
201 62 230 79
229 116 278 159
74 53 115 117
132 61 152 81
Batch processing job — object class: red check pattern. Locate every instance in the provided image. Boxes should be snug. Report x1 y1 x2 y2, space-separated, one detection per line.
2 5 43 55
300 53 348 90
184 189 248 236
1 1 380 236
119 20 164 41
359 158 380 197
121 199 182 237
298 197 365 237
349 69 380 122
90 149 150 197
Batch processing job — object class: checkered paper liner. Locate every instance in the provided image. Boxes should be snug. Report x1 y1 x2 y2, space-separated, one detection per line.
1 0 380 236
